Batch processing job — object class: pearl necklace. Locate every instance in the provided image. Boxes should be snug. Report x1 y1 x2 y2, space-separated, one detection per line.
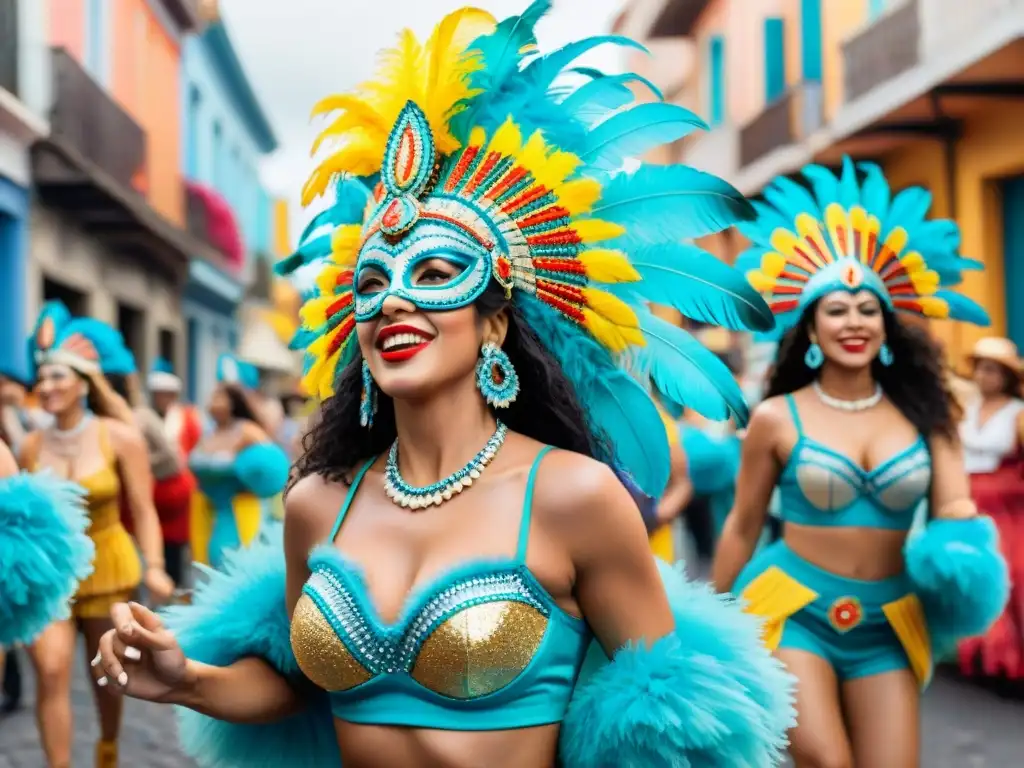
384 421 508 510
812 381 883 412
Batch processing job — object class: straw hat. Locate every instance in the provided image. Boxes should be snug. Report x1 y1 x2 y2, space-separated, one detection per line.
968 337 1023 378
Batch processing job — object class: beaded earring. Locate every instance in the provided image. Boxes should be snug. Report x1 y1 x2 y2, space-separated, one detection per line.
359 359 377 428
878 342 893 367
476 342 520 408
804 341 824 370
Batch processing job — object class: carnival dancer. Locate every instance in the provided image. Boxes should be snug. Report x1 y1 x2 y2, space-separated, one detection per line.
187 354 290 569
20 301 173 768
715 158 1009 767
103 356 199 590
91 5 796 767
957 336 1024 681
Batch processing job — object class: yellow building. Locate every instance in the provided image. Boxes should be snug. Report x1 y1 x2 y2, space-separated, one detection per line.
618 0 1024 369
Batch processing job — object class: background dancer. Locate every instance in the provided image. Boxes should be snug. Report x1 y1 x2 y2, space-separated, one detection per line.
20 302 173 767
716 159 1008 768
957 337 1024 683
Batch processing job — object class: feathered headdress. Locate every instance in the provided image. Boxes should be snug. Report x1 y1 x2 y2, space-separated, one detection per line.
29 301 137 378
217 353 260 390
278 1 775 498
737 156 990 336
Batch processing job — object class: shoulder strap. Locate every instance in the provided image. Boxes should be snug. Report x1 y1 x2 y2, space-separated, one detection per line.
785 394 804 436
516 446 554 562
329 457 376 542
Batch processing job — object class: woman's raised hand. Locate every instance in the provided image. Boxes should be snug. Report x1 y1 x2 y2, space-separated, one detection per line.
92 601 189 703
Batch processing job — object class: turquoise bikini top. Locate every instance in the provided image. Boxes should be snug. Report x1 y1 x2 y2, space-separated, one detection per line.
777 395 931 531
288 446 593 730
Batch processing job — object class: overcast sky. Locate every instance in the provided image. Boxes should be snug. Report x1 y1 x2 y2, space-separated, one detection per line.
218 0 628 246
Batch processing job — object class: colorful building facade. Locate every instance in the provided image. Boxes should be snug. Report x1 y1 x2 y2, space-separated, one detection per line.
179 1 279 404
620 0 1024 371
31 0 205 376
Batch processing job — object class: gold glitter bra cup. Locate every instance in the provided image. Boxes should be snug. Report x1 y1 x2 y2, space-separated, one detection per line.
778 395 931 531
289 447 593 729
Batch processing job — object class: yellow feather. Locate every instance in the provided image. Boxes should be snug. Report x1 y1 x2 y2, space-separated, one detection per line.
488 119 522 158
900 251 925 272
469 126 487 147
747 270 776 293
769 229 803 261
582 308 644 353
575 218 626 243
917 297 950 318
310 104 389 156
882 227 909 258
557 179 601 216
579 249 640 283
863 214 882 264
331 225 362 267
910 270 940 296
849 206 871 263
824 204 852 259
423 8 495 151
582 288 640 327
302 138 381 207
794 214 831 266
534 149 581 191
760 252 787 278
517 131 549 176
309 94 388 130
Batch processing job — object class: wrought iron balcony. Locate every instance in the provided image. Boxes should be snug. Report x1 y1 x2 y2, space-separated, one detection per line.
0 0 17 96
47 48 146 189
843 0 922 103
739 83 823 168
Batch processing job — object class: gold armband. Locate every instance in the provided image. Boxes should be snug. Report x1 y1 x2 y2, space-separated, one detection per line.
935 499 977 520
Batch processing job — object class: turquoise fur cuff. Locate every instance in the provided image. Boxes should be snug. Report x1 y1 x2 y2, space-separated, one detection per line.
235 443 291 499
163 544 794 767
162 540 342 768
905 516 1009 656
560 559 795 768
0 472 94 646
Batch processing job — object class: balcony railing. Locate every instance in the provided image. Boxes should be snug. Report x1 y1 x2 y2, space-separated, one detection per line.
739 82 822 168
843 0 922 103
0 0 17 96
48 48 146 190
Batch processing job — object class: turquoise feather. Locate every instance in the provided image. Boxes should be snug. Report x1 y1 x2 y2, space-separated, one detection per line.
837 155 860 209
624 243 774 331
581 103 707 170
885 186 932 237
763 175 820 224
588 369 671 498
561 73 662 125
522 35 647 95
856 162 891 221
800 164 840 211
936 291 990 326
595 165 755 243
634 311 749 424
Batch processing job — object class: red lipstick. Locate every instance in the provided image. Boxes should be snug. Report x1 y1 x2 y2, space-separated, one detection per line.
839 339 867 353
376 324 435 363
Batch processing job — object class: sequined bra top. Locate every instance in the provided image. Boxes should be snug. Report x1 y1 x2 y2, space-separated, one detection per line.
777 395 930 531
289 446 593 730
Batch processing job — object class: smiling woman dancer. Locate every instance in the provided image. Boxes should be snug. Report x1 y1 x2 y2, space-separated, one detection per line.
715 159 1009 768
21 301 174 767
91 4 796 767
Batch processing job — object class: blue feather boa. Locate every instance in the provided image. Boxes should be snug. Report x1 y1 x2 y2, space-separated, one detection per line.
163 543 793 767
0 472 94 646
235 443 291 499
905 516 1010 657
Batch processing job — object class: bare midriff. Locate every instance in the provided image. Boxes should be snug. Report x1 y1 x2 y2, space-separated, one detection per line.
784 522 909 581
335 720 560 768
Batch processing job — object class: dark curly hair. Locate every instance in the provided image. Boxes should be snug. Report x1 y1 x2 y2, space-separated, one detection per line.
291 282 608 488
765 302 957 439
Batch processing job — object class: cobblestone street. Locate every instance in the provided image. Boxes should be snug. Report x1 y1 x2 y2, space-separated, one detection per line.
0 642 195 768
1 641 1022 766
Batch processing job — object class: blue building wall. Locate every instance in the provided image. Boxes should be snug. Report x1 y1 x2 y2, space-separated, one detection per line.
0 177 29 382
180 20 278 401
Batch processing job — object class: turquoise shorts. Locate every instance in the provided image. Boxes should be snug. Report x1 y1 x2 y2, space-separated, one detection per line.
735 541 929 685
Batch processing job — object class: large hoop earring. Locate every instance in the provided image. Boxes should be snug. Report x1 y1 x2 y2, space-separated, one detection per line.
360 359 377 428
804 342 824 370
476 342 520 408
878 342 893 367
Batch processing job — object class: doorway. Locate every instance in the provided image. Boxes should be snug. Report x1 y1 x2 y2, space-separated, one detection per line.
42 277 87 316
117 302 145 365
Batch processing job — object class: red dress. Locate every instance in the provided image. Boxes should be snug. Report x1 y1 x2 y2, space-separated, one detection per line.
958 401 1024 680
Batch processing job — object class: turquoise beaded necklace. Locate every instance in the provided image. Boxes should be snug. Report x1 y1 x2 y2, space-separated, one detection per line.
383 421 508 510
